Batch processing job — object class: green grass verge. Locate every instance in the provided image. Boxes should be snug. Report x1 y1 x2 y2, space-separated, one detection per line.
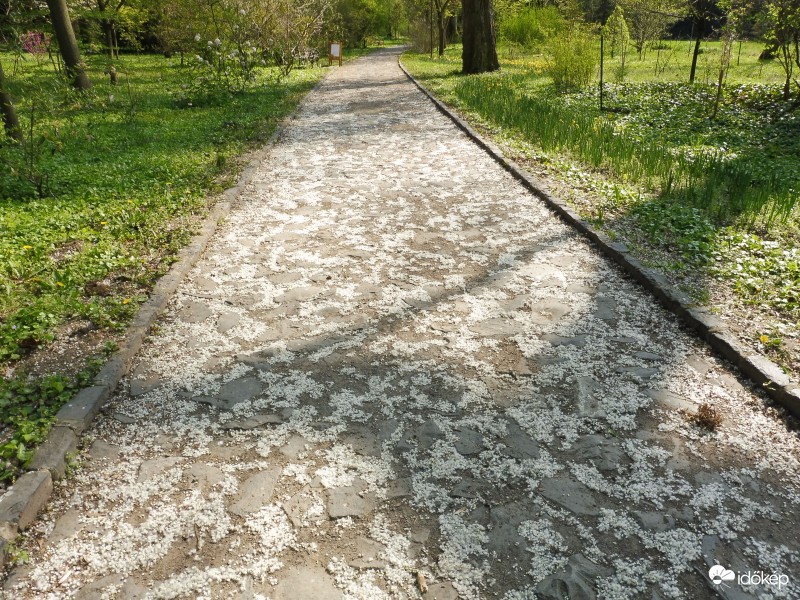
0 53 325 362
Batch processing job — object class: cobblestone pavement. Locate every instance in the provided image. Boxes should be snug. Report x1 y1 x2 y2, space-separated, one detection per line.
5 48 800 600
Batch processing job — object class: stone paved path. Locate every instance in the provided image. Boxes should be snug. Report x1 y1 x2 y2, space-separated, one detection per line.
5 48 800 600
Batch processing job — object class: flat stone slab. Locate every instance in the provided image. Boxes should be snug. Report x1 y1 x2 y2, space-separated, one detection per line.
193 276 218 292
646 389 694 412
216 312 241 333
275 286 325 303
594 296 617 321
450 479 485 499
571 435 626 472
178 301 213 323
454 427 484 456
137 457 183 483
539 475 601 516
529 300 571 324
271 566 342 600
47 508 83 545
615 366 660 380
283 488 326 527
424 582 459 600
217 376 262 407
280 434 310 459
230 468 282 517
536 554 612 600
187 463 225 491
0 470 52 532
544 333 587 347
88 440 120 461
348 537 387 569
488 502 533 557
503 421 540 460
326 479 375 518
111 411 137 424
574 376 605 418
633 510 675 532
469 318 519 337
74 574 125 600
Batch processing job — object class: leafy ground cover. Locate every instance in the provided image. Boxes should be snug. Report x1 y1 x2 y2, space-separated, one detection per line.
0 49 363 483
402 43 800 379
0 353 104 482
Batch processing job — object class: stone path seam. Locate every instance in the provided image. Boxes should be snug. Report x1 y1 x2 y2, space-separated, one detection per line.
397 58 800 420
0 70 332 567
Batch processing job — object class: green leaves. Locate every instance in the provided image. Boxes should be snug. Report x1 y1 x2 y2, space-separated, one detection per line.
0 365 98 481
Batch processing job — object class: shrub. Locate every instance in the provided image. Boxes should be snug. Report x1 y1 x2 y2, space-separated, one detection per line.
501 7 565 49
604 6 630 59
409 18 433 54
546 27 598 92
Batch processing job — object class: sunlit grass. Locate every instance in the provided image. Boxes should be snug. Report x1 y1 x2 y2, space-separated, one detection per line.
402 43 799 224
0 52 325 363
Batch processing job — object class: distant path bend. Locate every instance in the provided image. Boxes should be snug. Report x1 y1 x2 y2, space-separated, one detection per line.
6 47 800 600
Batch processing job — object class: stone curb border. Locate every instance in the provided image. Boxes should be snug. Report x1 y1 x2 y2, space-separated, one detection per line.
0 72 332 567
398 59 800 420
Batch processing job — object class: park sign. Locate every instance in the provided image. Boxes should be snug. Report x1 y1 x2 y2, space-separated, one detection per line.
329 41 342 67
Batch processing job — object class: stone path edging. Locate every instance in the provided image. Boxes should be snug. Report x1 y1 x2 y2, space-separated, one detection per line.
397 58 800 420
0 72 332 566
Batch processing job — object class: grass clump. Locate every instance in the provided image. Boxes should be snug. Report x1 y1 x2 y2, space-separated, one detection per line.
501 7 565 49
689 402 723 431
546 26 598 92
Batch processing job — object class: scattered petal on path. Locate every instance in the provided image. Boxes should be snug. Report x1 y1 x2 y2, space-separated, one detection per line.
6 48 800 600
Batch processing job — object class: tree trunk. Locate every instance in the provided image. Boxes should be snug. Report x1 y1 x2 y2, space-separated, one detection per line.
437 11 446 56
446 15 459 43
102 20 116 61
689 18 705 84
46 0 92 90
0 59 23 142
462 0 499 74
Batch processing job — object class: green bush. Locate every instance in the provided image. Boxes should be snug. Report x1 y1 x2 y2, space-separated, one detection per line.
546 27 598 92
501 7 565 49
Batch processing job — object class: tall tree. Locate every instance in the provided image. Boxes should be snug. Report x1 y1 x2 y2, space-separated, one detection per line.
462 0 499 73
687 0 716 83
46 0 92 89
762 0 800 98
621 0 680 59
97 0 120 58
433 0 453 55
0 58 22 141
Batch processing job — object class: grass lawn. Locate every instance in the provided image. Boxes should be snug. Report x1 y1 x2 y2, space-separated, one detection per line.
498 39 788 86
0 49 354 482
402 42 800 383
